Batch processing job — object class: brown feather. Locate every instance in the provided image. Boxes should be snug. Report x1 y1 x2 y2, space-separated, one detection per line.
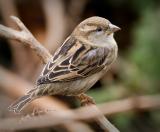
37 36 110 85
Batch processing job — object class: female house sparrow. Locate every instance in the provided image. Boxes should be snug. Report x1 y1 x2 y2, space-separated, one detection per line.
9 16 120 113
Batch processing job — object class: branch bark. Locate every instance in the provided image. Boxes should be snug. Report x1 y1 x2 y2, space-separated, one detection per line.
76 93 119 132
0 16 52 64
0 95 159 131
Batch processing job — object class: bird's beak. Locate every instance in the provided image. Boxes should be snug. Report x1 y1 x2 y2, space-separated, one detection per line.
109 23 121 33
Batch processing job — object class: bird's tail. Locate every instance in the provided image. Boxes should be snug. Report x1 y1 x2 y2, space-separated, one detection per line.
8 89 37 113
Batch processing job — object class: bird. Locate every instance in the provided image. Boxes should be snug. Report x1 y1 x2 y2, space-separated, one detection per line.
8 16 120 113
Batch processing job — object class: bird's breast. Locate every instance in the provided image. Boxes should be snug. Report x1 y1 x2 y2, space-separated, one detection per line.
103 44 118 68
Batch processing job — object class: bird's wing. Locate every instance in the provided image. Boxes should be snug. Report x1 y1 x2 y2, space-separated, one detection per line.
37 36 110 85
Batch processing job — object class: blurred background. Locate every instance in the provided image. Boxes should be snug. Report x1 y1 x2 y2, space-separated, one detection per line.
0 0 160 132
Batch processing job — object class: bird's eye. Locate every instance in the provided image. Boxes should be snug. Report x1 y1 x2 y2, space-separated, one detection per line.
97 27 102 32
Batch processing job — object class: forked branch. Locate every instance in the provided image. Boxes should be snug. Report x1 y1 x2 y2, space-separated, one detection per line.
0 16 52 64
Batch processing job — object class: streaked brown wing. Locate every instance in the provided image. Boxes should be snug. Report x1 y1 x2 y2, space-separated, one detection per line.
37 36 110 85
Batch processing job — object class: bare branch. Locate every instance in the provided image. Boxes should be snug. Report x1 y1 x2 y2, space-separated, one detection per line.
0 95 159 131
76 93 119 132
0 16 52 64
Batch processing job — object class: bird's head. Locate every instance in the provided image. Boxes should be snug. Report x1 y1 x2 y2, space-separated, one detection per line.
72 16 120 47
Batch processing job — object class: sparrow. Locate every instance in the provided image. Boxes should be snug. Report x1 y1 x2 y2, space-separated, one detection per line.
9 16 120 113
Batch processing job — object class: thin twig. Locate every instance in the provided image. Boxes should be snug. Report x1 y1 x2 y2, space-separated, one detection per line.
0 95 159 131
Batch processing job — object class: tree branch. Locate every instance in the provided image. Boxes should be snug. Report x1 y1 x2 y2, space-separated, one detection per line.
0 16 52 64
0 95 159 131
76 93 119 132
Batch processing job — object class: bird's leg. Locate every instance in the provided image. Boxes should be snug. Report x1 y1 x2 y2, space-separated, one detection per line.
76 93 95 106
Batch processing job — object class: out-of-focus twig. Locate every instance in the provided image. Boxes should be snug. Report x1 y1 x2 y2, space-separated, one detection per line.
0 95 159 131
0 16 52 64
43 0 66 52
